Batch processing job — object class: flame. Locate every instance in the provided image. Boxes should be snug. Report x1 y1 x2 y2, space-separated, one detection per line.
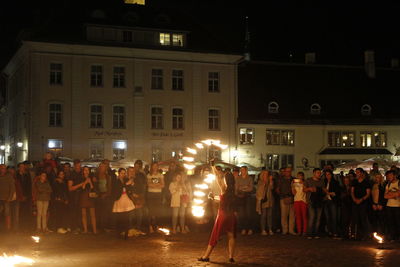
182 156 194 162
193 198 204 204
373 232 383 243
0 253 35 267
194 191 206 197
192 205 205 217
186 148 197 155
184 163 196 170
158 228 170 235
204 174 216 184
194 183 209 190
31 236 40 243
195 143 204 149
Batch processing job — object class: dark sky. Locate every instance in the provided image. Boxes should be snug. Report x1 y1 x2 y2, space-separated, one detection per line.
1 0 400 68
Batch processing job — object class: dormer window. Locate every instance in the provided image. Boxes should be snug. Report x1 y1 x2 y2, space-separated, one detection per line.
310 103 321 115
172 34 183 46
361 104 372 116
268 102 279 114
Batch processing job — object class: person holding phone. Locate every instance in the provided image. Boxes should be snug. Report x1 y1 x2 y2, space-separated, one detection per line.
146 162 164 233
292 172 307 236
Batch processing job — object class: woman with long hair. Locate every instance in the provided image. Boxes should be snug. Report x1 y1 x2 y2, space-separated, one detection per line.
79 166 97 234
169 172 192 234
198 167 237 263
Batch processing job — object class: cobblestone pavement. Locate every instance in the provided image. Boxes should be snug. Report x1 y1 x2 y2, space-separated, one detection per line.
0 231 399 267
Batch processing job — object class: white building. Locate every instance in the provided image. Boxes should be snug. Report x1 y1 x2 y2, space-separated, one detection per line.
0 18 242 165
236 60 400 177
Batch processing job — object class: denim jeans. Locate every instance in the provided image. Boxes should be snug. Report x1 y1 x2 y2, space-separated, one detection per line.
260 207 273 232
307 205 323 236
324 200 338 235
172 206 186 231
237 196 253 230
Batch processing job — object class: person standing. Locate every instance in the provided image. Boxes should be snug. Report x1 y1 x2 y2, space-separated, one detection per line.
292 172 307 236
277 167 296 235
0 164 16 231
79 166 97 234
52 170 69 234
33 172 52 233
112 168 135 239
96 162 113 231
169 173 192 234
384 170 400 241
256 168 274 235
304 168 325 239
146 162 164 233
67 159 83 233
15 163 32 232
236 166 254 235
132 160 147 231
351 168 371 240
323 170 341 238
371 173 387 236
199 168 237 263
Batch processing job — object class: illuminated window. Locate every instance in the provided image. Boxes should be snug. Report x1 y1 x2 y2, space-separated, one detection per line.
310 103 321 115
208 109 220 130
90 65 103 87
328 131 355 147
266 129 294 146
89 139 104 159
112 140 127 160
151 107 163 129
113 106 125 129
172 34 183 46
281 130 295 146
50 63 62 85
48 139 63 155
208 72 219 92
159 33 170 45
152 147 163 162
113 67 125 88
172 108 184 130
240 128 254 145
151 69 163 90
172 70 184 90
124 0 145 5
268 102 279 114
265 154 294 170
90 105 103 128
361 104 372 116
360 131 387 147
49 103 62 127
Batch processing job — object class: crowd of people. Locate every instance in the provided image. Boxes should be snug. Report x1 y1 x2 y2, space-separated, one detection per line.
0 153 399 243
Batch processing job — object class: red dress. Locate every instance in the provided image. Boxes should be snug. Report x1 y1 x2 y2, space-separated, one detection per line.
208 194 237 246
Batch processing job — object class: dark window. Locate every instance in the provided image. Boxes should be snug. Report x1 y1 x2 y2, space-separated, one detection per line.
49 103 62 127
50 63 63 85
90 65 103 87
151 107 163 129
172 70 184 91
151 69 163 90
172 108 184 129
208 72 219 92
90 105 103 128
113 67 125 88
113 106 125 129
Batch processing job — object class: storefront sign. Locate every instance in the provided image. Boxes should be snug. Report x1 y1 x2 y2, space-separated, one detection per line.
94 131 123 137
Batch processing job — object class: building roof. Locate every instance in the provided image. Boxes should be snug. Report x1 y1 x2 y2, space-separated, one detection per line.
319 148 392 155
238 60 400 125
13 2 241 56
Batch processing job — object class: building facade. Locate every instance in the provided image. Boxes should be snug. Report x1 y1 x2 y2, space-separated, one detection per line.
237 60 400 177
0 23 241 165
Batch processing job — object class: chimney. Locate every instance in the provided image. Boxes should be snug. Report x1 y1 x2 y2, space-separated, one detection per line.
364 50 375 78
391 58 399 68
305 52 316 64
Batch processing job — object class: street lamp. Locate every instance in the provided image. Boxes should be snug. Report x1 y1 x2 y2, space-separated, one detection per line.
17 141 23 148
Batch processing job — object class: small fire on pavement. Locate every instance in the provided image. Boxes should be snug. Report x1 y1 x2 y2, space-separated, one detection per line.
0 253 35 267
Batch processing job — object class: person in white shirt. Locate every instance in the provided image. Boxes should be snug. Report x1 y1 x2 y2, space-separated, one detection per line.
384 170 400 241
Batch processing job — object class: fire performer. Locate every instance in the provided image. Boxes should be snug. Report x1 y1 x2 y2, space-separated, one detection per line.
198 166 237 263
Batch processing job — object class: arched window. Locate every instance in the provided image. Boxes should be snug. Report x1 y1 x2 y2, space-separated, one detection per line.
361 104 372 116
268 102 279 114
310 103 321 115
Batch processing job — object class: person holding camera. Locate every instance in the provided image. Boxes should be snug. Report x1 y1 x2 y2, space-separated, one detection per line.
112 168 135 239
146 162 165 233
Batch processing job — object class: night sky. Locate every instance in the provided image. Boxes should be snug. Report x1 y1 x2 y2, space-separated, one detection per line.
1 0 400 68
